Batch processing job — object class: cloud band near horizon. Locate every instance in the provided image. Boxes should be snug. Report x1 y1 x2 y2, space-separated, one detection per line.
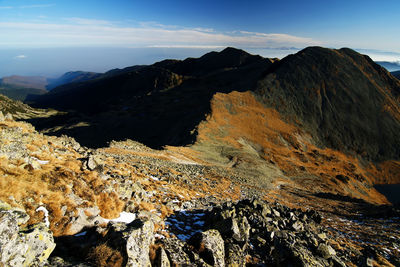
0 19 321 49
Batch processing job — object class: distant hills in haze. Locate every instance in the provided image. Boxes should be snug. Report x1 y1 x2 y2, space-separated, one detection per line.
0 76 48 101
0 71 101 101
376 61 400 72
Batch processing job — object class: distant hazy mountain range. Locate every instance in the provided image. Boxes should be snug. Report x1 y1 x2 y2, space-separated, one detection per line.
0 71 101 101
0 76 48 101
376 61 400 72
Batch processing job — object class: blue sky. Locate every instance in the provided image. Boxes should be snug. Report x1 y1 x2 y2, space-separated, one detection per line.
0 0 400 76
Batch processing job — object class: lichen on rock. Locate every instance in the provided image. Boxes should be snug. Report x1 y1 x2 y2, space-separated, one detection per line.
0 201 55 266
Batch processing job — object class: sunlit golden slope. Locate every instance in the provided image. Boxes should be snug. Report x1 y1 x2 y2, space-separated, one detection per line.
194 91 400 205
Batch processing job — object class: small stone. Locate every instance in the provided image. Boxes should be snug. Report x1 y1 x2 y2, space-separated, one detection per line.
317 233 327 240
272 209 281 217
87 155 97 170
317 243 336 259
291 221 304 231
4 113 13 121
257 236 267 245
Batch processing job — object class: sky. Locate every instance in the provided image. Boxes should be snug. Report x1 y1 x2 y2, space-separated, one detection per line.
0 0 400 77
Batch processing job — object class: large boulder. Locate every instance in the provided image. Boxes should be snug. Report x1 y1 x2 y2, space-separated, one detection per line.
190 229 225 267
0 202 55 266
104 219 155 267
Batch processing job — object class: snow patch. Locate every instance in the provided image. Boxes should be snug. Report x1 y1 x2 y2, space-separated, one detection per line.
149 175 160 181
154 233 165 239
36 206 50 227
32 157 49 165
103 212 136 224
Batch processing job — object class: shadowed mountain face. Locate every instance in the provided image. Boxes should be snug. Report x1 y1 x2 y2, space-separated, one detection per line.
257 47 400 161
29 47 274 148
46 71 102 90
28 47 400 163
392 71 400 80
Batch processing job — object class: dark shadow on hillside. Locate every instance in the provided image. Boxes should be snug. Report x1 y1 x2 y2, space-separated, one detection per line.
26 49 273 149
313 192 369 204
26 83 215 149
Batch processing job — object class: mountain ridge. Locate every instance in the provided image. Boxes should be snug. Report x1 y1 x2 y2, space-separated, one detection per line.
29 47 400 162
256 46 400 161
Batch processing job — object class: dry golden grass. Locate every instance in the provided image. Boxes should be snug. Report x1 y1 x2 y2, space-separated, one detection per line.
96 192 124 219
195 91 396 205
0 120 132 236
149 244 163 265
87 243 124 267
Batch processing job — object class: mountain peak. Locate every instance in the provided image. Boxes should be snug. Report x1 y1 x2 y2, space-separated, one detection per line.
257 46 400 161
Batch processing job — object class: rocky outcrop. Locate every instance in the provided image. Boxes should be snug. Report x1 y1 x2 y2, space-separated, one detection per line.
0 201 55 266
104 219 155 267
190 230 225 267
156 198 390 266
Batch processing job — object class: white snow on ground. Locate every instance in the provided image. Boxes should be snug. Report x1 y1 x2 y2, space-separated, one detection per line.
32 157 49 165
36 206 50 227
149 175 160 181
103 211 136 224
154 233 165 239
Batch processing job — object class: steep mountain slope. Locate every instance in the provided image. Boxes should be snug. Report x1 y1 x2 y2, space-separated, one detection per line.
392 70 400 79
257 47 400 162
30 48 274 148
46 71 102 90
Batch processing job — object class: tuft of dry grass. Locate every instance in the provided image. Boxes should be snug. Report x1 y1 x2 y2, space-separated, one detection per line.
87 243 124 267
96 192 124 219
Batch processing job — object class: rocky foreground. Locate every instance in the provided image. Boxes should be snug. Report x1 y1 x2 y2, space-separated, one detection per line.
0 113 399 266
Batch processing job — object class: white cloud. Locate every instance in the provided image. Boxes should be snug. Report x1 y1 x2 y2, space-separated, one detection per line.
0 21 321 49
0 6 13 9
15 55 27 59
355 49 400 62
149 45 225 49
